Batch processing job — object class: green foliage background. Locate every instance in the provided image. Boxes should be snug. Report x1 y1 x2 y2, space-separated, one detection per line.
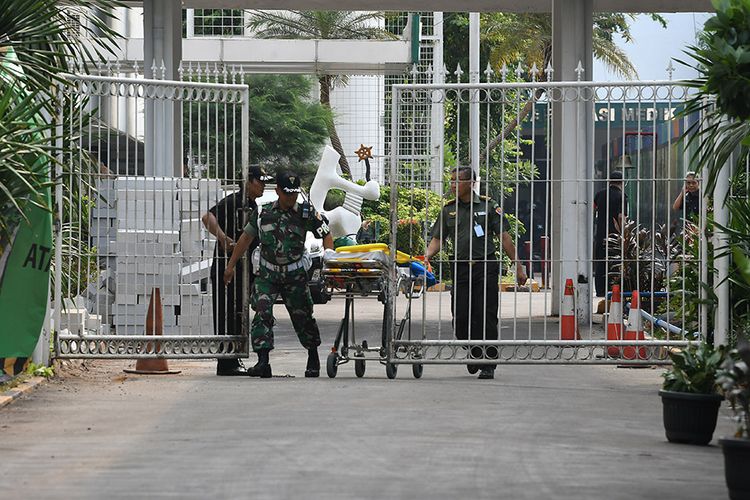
184 74 331 181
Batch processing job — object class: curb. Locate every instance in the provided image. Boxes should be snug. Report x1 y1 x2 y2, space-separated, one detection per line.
0 377 46 409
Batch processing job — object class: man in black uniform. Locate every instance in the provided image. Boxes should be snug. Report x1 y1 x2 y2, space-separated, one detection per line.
593 170 627 297
201 166 273 375
424 166 527 380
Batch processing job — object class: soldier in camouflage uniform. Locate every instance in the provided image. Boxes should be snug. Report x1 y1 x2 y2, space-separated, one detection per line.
424 166 527 380
224 171 333 378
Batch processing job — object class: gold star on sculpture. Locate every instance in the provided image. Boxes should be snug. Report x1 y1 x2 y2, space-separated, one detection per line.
354 144 373 162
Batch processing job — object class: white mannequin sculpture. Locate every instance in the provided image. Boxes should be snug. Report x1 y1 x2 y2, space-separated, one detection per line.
310 145 380 241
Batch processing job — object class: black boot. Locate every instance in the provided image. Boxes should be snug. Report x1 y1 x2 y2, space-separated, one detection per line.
216 358 246 376
247 349 272 378
305 347 320 378
478 365 495 380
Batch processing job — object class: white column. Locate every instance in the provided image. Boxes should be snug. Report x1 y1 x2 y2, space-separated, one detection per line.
143 0 182 176
430 12 445 190
469 12 480 177
713 148 730 346
551 0 593 321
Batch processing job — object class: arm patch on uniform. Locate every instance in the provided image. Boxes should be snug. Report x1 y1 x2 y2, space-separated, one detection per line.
315 221 329 238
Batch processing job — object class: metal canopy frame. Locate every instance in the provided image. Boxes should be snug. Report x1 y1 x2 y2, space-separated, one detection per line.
122 0 713 13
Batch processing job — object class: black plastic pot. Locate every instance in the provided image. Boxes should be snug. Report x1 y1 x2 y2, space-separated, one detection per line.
658 390 723 445
719 437 750 500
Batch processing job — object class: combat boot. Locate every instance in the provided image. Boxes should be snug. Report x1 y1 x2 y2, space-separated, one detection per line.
477 365 495 380
216 358 246 376
247 349 272 378
305 347 320 378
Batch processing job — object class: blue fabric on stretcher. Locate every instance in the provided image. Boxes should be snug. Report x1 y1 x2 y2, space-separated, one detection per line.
409 261 437 287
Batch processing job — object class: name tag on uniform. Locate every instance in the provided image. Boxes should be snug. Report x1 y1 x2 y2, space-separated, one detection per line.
474 223 484 237
475 211 486 216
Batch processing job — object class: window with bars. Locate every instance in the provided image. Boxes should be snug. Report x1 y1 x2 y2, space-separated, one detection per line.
383 13 437 186
193 9 245 37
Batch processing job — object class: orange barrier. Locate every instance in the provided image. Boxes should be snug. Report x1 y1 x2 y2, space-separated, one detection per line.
623 290 647 360
124 288 181 375
560 278 580 340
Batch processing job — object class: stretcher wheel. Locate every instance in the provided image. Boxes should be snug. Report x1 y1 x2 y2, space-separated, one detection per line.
385 362 398 379
354 357 366 378
326 352 338 378
412 364 423 379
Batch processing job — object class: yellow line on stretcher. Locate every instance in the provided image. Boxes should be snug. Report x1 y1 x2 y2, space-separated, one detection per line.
333 243 412 264
324 268 382 274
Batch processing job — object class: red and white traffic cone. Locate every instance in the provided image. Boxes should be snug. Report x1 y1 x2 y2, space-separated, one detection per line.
607 284 624 357
623 290 647 360
560 278 580 340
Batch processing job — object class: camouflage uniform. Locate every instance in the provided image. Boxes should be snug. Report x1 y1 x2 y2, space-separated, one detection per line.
243 200 330 352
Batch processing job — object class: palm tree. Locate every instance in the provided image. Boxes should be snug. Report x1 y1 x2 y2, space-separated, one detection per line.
0 0 120 245
247 10 396 178
478 12 666 156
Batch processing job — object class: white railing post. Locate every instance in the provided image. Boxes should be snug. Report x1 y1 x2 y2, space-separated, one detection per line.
469 12 480 178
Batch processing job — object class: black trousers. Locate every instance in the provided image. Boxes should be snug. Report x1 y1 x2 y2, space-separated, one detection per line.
451 261 500 361
593 239 607 297
211 261 250 364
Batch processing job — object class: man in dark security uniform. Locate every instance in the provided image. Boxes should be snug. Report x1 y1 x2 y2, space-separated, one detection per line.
202 165 273 376
424 166 527 380
593 170 628 297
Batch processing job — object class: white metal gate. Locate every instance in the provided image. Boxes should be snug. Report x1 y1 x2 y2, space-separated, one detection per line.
387 78 709 365
54 73 250 358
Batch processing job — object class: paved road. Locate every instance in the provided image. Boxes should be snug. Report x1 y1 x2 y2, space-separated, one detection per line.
0 292 733 499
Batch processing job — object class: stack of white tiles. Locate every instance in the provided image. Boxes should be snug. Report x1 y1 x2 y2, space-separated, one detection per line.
112 177 181 334
175 178 222 334
90 179 117 266
88 178 118 324
103 177 226 336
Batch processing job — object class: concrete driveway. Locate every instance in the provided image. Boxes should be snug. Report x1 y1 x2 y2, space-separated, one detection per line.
0 292 734 499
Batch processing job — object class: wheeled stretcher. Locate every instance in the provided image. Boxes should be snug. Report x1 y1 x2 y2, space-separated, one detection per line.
322 243 433 379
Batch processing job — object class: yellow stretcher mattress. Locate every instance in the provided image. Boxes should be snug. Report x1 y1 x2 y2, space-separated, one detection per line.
323 251 390 270
332 243 412 264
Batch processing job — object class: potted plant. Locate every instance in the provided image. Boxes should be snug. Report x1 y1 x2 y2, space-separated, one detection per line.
717 337 750 500
659 341 725 445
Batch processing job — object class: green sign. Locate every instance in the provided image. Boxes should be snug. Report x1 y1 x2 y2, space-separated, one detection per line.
0 48 52 376
528 102 685 129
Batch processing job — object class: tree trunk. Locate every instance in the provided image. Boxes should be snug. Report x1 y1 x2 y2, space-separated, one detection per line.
485 45 552 158
484 94 542 157
318 75 351 179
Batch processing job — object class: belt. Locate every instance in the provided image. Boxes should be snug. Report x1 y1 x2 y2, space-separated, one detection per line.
259 256 305 273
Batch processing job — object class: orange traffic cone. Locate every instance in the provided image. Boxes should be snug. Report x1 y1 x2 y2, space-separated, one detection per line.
124 288 181 375
560 278 580 340
623 290 647 360
607 284 624 357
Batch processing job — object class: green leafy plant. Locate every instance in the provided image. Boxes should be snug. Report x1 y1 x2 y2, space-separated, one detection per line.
663 342 726 394
718 337 750 438
664 221 717 336
606 219 671 293
26 362 54 379
184 73 331 181
680 0 750 194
